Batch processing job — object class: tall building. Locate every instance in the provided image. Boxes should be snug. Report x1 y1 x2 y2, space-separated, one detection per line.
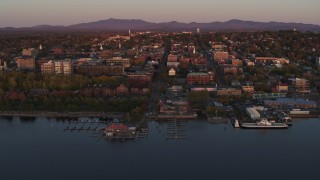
41 59 73 75
106 57 131 68
41 61 55 74
16 57 36 71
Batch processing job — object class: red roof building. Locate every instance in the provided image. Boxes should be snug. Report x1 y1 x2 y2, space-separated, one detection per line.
106 123 128 132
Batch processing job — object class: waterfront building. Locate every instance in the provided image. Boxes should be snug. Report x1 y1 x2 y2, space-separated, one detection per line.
276 83 289 92
264 98 316 109
246 107 260 120
289 78 310 93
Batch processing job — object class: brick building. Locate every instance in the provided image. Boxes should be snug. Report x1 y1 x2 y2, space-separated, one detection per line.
217 88 242 96
22 48 38 57
77 63 124 76
187 73 210 85
41 59 73 75
232 59 243 66
106 57 131 68
214 51 229 61
16 57 36 71
127 72 152 82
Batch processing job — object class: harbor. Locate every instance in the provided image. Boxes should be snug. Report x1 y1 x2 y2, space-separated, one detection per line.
61 118 149 142
2 117 320 180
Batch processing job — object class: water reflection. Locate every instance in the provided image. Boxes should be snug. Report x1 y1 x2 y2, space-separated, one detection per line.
1 118 320 180
19 116 36 123
1 116 13 122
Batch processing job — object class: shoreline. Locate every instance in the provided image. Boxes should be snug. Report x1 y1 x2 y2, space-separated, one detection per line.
0 111 124 118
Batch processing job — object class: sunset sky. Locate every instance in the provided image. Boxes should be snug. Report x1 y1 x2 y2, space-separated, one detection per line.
0 0 319 27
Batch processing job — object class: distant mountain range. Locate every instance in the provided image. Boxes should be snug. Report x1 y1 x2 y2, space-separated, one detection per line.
1 18 320 32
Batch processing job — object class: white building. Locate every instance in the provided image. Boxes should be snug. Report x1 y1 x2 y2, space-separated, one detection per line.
246 107 260 120
168 68 176 76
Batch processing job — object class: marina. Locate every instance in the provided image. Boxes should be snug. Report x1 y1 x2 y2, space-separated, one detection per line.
166 119 188 140
61 118 149 142
1 117 320 180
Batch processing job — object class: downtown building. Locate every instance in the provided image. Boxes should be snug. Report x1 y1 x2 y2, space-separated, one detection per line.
76 63 124 76
15 57 36 71
41 59 73 75
187 73 210 85
106 57 131 68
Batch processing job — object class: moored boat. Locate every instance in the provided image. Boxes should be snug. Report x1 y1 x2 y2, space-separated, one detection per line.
241 118 288 129
276 112 293 126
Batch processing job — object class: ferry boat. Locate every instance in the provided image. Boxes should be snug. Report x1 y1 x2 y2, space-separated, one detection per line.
241 118 288 129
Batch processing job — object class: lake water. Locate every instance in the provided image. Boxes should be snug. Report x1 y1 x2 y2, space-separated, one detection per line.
1 117 320 180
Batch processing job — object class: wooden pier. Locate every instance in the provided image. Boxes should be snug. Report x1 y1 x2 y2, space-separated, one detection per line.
166 119 188 140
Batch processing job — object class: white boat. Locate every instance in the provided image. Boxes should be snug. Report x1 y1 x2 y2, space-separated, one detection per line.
241 118 288 129
234 119 240 128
